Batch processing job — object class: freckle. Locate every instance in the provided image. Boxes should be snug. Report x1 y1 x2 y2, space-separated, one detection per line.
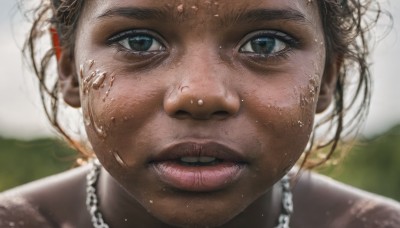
177 4 184 13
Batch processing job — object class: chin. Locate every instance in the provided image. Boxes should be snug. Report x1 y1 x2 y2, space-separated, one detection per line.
149 201 243 228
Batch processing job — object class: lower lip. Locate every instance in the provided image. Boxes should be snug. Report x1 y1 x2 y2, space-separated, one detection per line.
152 161 245 192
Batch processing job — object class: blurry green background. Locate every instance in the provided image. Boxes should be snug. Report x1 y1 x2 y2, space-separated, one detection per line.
1 125 399 201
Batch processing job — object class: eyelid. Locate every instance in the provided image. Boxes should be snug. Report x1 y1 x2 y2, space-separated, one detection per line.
107 29 167 49
238 30 300 51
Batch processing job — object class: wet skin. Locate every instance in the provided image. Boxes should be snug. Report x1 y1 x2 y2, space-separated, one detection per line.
65 0 328 227
1 1 400 227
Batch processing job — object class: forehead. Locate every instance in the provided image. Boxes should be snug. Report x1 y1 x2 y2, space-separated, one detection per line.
82 0 321 25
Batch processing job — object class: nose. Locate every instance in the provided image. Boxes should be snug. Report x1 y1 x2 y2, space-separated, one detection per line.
164 60 240 120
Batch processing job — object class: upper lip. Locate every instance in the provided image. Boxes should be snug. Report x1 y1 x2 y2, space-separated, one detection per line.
149 141 247 163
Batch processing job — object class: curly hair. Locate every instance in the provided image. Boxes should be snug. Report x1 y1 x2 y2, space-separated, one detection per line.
23 0 384 168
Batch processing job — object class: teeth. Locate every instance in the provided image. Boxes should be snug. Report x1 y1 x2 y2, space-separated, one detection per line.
199 156 216 163
180 156 217 163
181 156 199 163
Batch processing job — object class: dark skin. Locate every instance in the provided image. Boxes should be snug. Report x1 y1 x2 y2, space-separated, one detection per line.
1 0 400 227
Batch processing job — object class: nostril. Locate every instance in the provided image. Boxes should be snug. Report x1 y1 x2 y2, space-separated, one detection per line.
175 110 191 119
213 111 230 119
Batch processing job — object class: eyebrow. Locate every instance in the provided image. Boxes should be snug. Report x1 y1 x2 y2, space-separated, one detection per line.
233 8 307 24
97 7 167 20
97 7 308 25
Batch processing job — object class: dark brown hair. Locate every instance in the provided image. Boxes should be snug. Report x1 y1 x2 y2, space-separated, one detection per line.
23 0 384 167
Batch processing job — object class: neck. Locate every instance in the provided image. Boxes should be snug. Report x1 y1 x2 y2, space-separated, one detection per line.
97 167 282 228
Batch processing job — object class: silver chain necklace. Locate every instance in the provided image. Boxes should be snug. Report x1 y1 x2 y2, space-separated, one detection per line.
86 159 293 228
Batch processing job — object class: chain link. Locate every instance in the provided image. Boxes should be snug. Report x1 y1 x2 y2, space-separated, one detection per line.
86 159 109 228
274 175 293 228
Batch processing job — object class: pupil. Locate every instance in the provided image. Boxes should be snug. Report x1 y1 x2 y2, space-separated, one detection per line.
251 37 275 54
128 36 153 51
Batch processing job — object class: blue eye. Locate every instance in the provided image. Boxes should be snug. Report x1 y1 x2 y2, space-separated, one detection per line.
109 31 165 52
240 36 287 55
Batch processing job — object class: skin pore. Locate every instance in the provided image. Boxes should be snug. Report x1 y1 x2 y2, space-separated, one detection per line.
56 0 332 227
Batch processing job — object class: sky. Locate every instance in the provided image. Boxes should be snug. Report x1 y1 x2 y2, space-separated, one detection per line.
0 0 399 139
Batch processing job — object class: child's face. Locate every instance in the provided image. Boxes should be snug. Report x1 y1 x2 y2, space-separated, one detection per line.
67 0 329 226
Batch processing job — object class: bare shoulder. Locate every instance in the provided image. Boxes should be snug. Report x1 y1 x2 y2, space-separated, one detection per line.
292 171 400 228
0 165 89 227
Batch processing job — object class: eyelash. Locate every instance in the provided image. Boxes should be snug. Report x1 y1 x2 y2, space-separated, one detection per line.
239 30 300 59
107 30 166 55
107 29 299 61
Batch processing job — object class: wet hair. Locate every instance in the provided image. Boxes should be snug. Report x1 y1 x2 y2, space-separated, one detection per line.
23 0 384 168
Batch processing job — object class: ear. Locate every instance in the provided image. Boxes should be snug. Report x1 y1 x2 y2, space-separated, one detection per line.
58 50 81 108
316 55 342 113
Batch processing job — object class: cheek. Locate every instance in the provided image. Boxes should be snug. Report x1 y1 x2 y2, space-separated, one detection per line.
244 71 322 166
78 61 162 162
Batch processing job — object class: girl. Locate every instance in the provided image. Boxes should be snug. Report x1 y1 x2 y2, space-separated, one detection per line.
1 0 399 227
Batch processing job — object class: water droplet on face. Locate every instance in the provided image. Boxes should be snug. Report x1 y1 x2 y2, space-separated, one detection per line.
112 151 125 165
95 125 107 138
149 200 154 204
79 64 84 79
88 59 95 68
197 99 204 106
92 72 106 90
191 5 198 11
110 75 115 86
177 4 184 13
